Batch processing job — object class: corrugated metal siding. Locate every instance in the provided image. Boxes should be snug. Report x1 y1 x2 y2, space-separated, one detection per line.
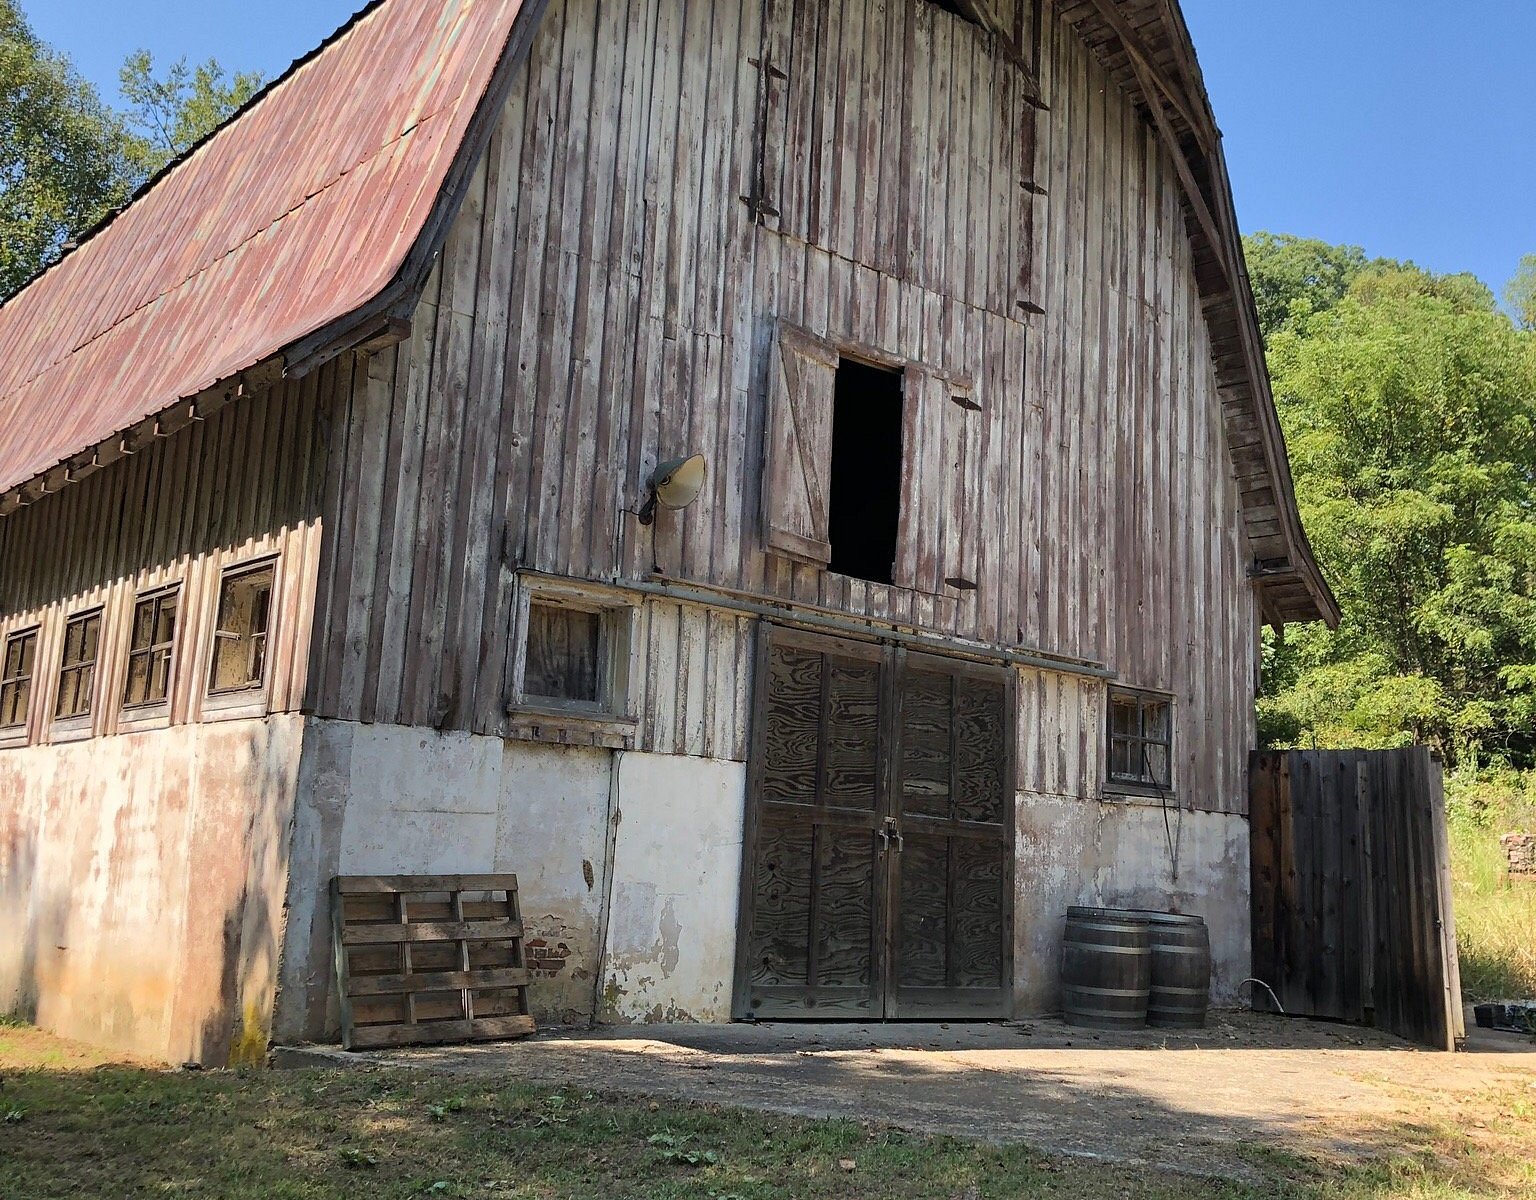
0 0 527 496
307 0 1258 815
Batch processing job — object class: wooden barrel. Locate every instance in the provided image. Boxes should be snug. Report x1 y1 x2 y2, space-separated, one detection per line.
1061 907 1150 1030
1132 911 1211 1029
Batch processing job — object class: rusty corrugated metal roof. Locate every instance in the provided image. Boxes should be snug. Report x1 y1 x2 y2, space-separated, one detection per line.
0 0 527 498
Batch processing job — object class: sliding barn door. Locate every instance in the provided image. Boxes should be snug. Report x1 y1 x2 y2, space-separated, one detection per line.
735 626 1014 1021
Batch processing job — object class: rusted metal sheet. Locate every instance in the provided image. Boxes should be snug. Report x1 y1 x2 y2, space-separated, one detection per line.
0 0 527 499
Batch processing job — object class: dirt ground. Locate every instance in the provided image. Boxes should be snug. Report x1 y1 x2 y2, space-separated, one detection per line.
283 1011 1536 1182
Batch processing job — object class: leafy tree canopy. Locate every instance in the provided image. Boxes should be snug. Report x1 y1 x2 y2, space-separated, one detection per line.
1254 235 1536 768
0 0 131 298
1507 253 1536 332
0 1 261 300
119 51 262 179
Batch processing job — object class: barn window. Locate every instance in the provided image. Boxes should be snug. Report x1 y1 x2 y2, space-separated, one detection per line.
208 561 275 694
54 611 102 720
828 359 904 585
517 592 634 716
124 586 180 708
525 602 602 705
1108 688 1173 790
0 628 38 728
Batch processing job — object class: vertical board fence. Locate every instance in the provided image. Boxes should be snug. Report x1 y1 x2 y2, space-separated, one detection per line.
1250 748 1464 1051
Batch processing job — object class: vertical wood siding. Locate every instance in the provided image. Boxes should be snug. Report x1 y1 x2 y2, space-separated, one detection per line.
308 0 1257 814
0 365 342 739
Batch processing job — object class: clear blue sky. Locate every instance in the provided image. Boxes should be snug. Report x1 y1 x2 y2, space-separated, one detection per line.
27 1 1536 297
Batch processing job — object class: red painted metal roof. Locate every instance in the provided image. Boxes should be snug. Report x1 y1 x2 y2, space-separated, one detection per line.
0 0 525 497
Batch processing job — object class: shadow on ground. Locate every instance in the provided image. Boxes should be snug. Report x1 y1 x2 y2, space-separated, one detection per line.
291 1010 1536 1188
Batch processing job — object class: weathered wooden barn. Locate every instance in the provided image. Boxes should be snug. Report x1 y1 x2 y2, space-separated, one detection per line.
0 0 1336 1063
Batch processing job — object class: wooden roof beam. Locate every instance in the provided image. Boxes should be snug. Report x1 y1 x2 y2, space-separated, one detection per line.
1123 50 1233 295
1083 0 1212 152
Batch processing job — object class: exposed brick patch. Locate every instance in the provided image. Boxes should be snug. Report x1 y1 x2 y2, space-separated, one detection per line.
525 938 573 977
1502 833 1535 880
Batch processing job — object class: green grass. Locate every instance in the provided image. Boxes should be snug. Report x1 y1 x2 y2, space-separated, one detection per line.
2 1022 1535 1200
1446 771 1536 1002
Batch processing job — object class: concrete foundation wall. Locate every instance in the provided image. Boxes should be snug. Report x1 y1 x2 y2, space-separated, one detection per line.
0 716 303 1064
1015 793 1251 1014
274 719 752 1039
275 721 614 1040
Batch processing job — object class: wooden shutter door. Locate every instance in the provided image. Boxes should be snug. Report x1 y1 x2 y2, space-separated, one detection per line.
736 626 889 1018
762 323 838 566
895 371 983 593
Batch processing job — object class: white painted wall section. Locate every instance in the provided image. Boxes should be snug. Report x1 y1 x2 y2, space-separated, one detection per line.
1015 794 1251 1014
601 752 746 1022
275 721 612 1039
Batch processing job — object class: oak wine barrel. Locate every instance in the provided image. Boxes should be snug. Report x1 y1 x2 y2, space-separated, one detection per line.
1134 911 1211 1029
1061 907 1150 1030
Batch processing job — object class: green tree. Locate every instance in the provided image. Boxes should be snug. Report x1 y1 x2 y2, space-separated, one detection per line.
0 0 132 298
0 4 263 301
1260 259 1536 767
1507 254 1536 331
1242 232 1374 340
118 51 262 179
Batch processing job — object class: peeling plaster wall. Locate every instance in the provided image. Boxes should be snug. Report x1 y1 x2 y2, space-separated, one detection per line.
600 753 746 1023
0 716 304 1065
274 720 613 1041
1014 793 1250 1014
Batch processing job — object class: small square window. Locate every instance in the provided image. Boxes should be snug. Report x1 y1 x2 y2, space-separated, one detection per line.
124 586 180 708
55 611 102 720
208 562 275 695
1107 688 1173 790
1 628 39 729
524 602 604 707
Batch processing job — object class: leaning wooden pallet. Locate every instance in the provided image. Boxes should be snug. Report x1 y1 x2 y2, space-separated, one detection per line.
330 874 535 1050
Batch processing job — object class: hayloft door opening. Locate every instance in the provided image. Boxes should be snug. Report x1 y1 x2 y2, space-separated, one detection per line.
827 360 903 585
735 625 1014 1020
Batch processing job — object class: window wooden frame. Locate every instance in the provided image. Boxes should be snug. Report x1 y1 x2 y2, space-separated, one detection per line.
507 577 639 748
53 609 103 726
0 626 40 738
205 558 277 700
122 584 181 713
1105 686 1175 795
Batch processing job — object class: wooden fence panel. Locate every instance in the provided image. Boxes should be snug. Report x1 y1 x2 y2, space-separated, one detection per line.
1249 747 1464 1051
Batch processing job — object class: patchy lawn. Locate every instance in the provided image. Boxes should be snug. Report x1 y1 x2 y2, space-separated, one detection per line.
2 1024 1534 1199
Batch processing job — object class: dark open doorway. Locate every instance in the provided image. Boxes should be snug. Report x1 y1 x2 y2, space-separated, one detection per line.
828 359 904 585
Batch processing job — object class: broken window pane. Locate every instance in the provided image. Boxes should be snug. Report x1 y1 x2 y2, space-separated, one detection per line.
209 563 275 694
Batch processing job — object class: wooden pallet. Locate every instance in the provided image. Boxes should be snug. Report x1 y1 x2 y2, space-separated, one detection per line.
331 874 536 1050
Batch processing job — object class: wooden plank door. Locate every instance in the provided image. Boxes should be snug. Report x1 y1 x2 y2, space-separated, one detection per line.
734 626 891 1018
736 626 1015 1021
886 652 1015 1018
